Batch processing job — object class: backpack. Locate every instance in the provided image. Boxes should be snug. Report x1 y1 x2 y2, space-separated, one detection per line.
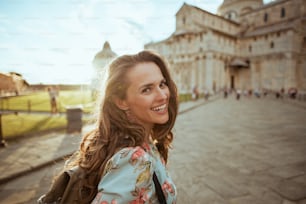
38 167 166 204
37 166 97 204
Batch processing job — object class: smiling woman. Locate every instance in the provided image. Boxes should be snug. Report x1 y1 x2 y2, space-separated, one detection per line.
38 50 179 204
115 61 171 134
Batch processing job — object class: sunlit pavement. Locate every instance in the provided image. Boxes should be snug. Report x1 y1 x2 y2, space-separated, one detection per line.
170 95 306 203
1 94 306 203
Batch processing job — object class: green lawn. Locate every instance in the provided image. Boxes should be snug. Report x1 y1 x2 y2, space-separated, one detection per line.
1 90 192 139
0 90 95 113
1 90 95 139
2 113 67 139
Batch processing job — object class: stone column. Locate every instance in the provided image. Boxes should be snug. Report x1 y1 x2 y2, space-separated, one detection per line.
284 53 297 89
196 57 203 92
205 52 213 92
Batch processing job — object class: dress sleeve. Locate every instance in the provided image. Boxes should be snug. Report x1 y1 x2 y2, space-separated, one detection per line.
91 146 155 204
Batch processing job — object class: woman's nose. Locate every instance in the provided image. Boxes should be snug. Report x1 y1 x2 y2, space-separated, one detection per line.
156 88 168 100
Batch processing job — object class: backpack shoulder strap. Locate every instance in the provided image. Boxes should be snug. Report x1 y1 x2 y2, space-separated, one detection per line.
153 172 166 204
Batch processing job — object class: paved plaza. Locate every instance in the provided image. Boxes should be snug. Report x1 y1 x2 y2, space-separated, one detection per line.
0 95 306 204
170 96 306 204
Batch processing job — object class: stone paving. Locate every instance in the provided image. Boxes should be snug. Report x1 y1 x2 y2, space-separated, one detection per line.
169 96 306 204
0 95 306 204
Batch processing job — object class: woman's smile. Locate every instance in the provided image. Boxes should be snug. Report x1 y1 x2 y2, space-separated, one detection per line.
151 103 167 112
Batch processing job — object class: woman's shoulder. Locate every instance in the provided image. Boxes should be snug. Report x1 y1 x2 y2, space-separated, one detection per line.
113 146 151 164
102 146 152 175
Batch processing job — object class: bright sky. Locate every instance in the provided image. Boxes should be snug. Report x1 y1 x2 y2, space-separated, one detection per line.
0 0 273 85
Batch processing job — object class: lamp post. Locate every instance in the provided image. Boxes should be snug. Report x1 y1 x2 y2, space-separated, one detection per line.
0 112 7 147
0 111 18 148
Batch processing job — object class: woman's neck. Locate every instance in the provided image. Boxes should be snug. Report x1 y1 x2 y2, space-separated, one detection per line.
141 123 152 142
144 128 153 144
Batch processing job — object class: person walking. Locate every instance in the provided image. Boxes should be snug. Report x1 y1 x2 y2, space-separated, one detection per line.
47 86 58 114
236 89 241 100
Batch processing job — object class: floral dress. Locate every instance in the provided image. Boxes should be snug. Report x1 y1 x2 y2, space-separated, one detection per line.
91 140 177 204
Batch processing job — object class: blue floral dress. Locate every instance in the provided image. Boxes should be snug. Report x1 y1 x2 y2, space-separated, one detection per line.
91 140 177 204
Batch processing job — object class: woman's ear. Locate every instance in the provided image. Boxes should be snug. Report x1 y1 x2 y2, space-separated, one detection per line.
114 97 129 111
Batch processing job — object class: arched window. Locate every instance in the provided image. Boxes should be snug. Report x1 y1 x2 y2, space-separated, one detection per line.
249 45 252 52
281 8 286 18
270 41 274 49
246 60 250 67
226 11 237 21
264 13 268 22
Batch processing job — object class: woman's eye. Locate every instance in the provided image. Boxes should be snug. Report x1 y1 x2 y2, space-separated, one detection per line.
142 88 151 93
160 81 168 88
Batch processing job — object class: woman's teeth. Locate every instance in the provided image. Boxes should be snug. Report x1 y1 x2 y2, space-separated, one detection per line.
152 104 166 111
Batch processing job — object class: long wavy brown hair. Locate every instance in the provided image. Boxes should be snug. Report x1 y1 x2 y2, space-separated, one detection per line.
66 50 178 201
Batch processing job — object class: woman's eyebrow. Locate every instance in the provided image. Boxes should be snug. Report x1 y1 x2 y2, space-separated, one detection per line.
138 83 153 91
138 78 165 90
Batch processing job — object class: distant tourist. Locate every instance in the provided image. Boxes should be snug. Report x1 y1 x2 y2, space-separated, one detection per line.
254 89 261 98
204 89 209 100
192 85 199 100
47 87 58 114
288 87 298 99
280 88 285 98
223 88 228 98
236 89 241 100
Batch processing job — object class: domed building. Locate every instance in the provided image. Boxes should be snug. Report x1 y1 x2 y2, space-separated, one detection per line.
91 41 117 91
218 0 264 22
145 0 306 97
93 41 117 71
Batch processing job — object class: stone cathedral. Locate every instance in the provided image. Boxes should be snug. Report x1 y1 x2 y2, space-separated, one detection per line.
144 0 306 95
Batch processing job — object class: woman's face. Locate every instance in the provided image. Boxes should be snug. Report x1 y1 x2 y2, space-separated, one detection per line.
119 62 170 131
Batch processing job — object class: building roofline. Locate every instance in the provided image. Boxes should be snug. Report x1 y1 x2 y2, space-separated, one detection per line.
240 0 290 16
241 17 299 38
176 2 240 26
